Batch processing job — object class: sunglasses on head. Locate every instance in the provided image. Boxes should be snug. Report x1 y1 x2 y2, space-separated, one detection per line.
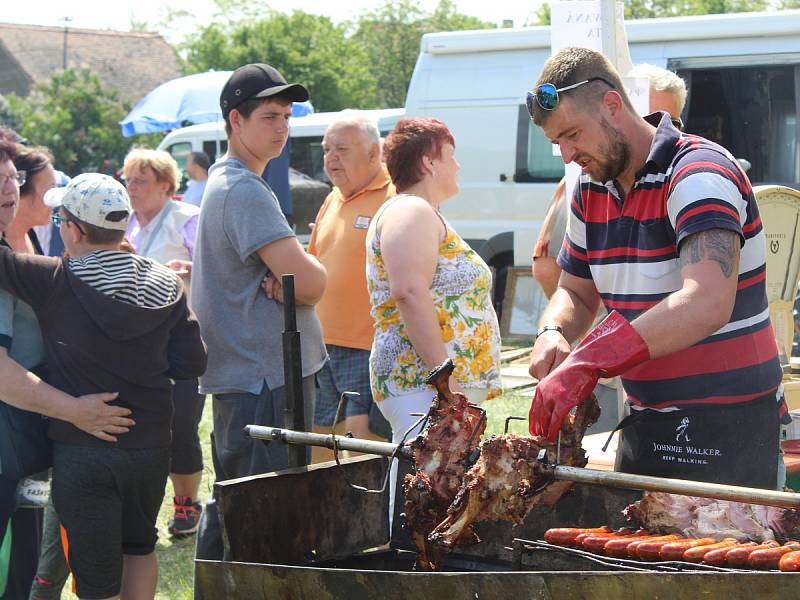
526 77 615 116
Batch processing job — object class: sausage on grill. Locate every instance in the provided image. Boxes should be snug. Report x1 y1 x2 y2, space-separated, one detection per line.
544 527 611 547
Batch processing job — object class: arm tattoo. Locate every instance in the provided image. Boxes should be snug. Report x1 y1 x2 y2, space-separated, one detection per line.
678 229 739 278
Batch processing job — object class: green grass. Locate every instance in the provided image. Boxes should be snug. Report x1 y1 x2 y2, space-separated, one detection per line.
59 389 531 598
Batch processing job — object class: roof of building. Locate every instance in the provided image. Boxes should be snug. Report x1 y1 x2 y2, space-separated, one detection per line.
0 22 181 104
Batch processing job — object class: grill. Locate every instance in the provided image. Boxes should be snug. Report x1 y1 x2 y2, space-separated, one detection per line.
196 456 800 598
509 538 760 573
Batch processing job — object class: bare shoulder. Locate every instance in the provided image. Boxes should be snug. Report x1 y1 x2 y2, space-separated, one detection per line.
380 195 441 231
678 229 740 278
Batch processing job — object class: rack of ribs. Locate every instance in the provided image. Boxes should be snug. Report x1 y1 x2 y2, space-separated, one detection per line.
403 359 486 571
428 393 600 550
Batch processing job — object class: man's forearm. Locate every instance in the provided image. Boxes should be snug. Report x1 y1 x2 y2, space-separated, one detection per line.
633 230 740 359
631 282 731 360
538 286 599 344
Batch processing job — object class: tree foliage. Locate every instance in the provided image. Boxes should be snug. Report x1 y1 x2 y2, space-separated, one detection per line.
183 10 376 111
180 0 496 110
533 0 771 25
352 0 496 107
5 69 134 176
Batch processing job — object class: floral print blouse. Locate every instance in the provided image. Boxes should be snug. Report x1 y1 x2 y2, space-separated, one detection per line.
367 201 503 402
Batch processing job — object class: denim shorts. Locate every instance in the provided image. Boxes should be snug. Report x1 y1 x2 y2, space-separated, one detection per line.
313 346 374 427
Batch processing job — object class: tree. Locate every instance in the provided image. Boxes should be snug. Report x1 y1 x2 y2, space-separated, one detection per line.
532 0 771 25
182 10 377 112
5 69 135 176
353 0 496 107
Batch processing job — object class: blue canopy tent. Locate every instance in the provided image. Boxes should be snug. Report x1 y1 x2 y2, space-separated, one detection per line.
119 70 314 214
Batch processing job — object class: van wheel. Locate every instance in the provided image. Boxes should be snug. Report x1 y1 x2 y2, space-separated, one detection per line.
490 251 514 322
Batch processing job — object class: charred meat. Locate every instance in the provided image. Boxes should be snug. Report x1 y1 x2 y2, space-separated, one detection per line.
403 359 486 571
428 393 600 549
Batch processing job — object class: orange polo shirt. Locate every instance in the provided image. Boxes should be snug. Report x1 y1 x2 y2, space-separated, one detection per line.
308 167 395 350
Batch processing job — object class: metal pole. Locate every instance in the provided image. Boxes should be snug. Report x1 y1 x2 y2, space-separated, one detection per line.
600 0 618 68
246 425 413 460
246 425 800 510
540 465 800 511
62 16 73 70
281 274 306 468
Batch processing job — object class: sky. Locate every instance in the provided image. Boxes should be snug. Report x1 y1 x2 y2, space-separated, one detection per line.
6 1 544 42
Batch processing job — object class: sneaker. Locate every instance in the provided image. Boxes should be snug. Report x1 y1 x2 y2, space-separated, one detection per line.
168 495 202 537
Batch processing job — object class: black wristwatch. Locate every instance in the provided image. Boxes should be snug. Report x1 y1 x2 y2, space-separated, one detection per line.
535 325 564 340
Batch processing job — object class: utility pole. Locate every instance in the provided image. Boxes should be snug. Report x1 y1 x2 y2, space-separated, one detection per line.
62 16 73 70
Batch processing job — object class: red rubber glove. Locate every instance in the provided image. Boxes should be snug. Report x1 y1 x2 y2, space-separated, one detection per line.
529 311 650 441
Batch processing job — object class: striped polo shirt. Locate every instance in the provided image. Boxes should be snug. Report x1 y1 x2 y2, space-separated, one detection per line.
558 113 782 411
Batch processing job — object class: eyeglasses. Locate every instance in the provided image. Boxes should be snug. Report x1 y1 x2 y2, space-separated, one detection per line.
0 171 26 188
526 78 615 115
52 213 85 235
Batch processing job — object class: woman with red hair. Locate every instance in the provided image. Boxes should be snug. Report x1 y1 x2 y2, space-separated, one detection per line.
366 117 502 470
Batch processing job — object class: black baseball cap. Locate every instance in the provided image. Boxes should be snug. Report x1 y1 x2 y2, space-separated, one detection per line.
220 63 309 118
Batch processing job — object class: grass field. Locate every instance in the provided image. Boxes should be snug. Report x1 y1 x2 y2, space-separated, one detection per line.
61 389 532 599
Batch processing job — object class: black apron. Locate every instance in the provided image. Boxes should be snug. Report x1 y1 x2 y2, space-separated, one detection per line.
612 393 780 490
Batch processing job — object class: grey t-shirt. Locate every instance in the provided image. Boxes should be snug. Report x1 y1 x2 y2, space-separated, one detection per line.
192 156 326 395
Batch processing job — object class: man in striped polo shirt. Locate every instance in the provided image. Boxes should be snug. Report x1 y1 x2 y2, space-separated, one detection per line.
526 47 784 490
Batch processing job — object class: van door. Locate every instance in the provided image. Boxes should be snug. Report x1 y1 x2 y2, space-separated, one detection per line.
673 56 800 189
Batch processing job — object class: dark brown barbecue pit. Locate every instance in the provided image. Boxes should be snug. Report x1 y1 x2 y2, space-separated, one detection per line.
197 360 800 597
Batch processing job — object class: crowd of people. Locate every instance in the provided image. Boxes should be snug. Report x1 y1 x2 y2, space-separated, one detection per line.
0 48 785 599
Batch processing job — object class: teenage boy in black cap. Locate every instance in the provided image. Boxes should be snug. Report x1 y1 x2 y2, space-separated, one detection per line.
192 64 327 569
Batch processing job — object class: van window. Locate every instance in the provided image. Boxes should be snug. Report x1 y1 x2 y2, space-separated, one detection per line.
165 142 192 172
291 135 327 182
203 140 227 162
679 64 799 186
514 106 564 183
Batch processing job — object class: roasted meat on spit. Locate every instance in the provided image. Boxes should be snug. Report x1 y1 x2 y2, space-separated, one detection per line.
625 491 800 543
403 359 486 571
428 393 600 549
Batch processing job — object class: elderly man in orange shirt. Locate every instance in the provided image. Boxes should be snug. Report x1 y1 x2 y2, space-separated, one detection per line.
308 111 394 461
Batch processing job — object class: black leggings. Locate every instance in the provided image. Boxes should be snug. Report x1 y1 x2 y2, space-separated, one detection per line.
170 378 205 474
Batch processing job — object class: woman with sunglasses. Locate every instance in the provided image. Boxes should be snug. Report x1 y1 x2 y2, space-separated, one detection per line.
526 47 783 491
0 132 132 599
366 118 503 517
5 146 57 256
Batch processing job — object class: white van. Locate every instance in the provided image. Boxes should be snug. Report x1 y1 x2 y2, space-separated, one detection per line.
156 107 406 183
405 10 800 306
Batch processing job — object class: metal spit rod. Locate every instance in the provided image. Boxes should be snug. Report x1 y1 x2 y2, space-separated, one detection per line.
539 465 800 510
245 425 414 460
245 425 800 510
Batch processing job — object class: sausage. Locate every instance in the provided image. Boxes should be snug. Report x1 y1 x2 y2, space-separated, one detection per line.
604 533 662 558
725 541 780 567
748 543 800 570
581 529 644 553
544 527 611 547
701 542 756 566
626 535 683 560
779 550 800 572
658 538 717 562
574 528 635 550
682 538 739 563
